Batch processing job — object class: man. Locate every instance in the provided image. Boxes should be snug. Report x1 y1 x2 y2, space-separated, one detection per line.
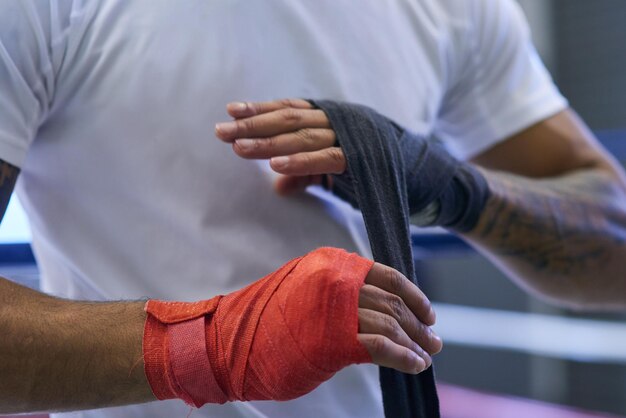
1 0 622 417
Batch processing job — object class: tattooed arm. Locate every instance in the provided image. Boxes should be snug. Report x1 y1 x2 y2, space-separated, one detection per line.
463 110 626 310
215 100 626 310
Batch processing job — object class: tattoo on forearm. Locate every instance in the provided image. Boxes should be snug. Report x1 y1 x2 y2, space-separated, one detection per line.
475 170 626 277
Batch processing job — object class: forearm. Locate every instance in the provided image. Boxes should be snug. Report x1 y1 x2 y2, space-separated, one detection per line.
313 101 626 308
462 167 626 310
216 99 626 310
0 277 154 413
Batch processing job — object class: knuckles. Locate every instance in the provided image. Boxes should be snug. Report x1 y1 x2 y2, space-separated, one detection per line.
380 313 401 338
279 108 304 124
382 266 407 295
384 293 406 323
278 98 300 109
294 128 315 146
367 334 389 357
299 247 367 286
239 117 256 134
326 147 346 173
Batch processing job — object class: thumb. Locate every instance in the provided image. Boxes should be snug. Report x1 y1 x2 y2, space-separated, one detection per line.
274 175 324 196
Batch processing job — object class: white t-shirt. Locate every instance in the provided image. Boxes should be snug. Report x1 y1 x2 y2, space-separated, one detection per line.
0 1 567 417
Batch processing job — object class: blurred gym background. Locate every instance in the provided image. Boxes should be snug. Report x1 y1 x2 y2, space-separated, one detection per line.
423 0 626 416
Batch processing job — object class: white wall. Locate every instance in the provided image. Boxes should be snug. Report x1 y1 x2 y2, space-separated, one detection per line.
516 0 556 72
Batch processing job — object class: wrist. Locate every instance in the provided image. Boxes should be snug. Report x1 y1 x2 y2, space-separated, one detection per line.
433 163 491 232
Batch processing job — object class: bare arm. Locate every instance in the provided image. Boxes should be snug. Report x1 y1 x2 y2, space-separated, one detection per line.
465 110 626 310
0 158 154 413
0 280 152 413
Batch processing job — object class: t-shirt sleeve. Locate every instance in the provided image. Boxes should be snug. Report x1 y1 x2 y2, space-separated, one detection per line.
0 1 72 167
434 0 568 160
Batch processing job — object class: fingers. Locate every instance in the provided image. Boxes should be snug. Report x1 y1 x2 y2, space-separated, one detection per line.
218 99 344 183
357 265 442 375
215 107 330 142
358 334 427 375
359 284 442 355
365 263 436 327
232 130 343 176
226 99 313 118
232 129 336 159
270 147 346 175
358 308 433 369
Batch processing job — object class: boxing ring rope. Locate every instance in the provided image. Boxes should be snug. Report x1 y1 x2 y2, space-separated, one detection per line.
433 302 626 364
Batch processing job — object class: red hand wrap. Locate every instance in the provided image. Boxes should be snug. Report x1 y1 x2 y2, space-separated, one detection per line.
143 247 373 407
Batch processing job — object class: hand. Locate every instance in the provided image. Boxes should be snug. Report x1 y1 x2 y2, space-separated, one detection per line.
216 103 442 373
359 262 442 374
215 99 345 195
